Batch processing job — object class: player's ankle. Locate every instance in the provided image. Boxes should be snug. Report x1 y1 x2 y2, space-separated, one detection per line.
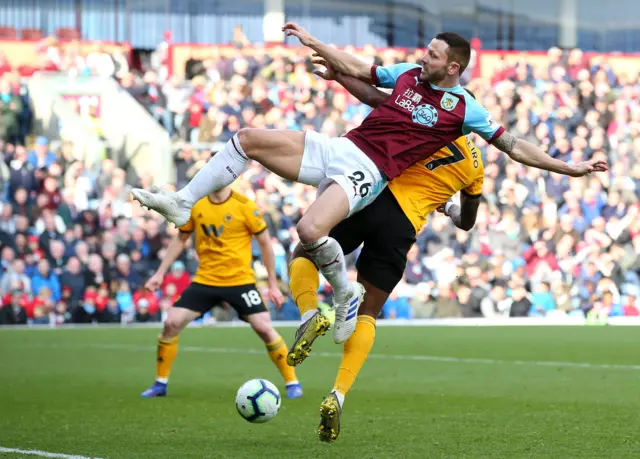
176 187 197 206
300 309 317 323
331 389 345 408
335 284 354 304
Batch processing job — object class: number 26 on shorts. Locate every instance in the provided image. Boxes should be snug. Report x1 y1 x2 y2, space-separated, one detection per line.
347 170 372 197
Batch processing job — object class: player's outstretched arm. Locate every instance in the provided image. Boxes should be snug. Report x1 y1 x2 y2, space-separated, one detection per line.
254 230 285 308
311 56 390 108
282 22 372 82
335 73 390 108
493 131 609 177
437 194 481 231
144 231 190 291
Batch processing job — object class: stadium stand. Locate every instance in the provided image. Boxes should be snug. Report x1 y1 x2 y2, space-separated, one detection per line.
0 34 639 326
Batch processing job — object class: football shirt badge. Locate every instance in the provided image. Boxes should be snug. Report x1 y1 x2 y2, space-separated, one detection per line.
440 92 459 111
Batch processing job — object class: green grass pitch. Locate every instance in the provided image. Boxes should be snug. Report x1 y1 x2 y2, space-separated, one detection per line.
1 325 639 458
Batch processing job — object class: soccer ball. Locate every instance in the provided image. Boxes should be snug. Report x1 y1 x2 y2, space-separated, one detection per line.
235 379 281 423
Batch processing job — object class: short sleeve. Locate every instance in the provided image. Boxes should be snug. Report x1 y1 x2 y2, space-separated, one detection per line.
462 95 505 142
463 176 484 197
372 63 421 88
178 215 195 233
245 201 268 235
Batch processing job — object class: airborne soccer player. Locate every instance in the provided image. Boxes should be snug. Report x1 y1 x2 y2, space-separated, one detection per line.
132 24 607 347
285 63 608 443
140 186 302 399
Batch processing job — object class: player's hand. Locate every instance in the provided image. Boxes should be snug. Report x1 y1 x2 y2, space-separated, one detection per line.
436 201 452 217
569 158 609 177
311 57 336 81
282 22 315 47
145 272 163 292
266 282 285 309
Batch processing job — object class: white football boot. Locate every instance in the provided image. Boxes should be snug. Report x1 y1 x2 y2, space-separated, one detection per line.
332 281 366 344
131 186 192 228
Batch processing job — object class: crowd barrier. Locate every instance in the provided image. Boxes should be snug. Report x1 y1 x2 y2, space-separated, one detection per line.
3 316 640 330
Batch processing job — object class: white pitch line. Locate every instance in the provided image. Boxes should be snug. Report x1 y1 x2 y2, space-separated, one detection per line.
0 446 105 459
12 343 640 372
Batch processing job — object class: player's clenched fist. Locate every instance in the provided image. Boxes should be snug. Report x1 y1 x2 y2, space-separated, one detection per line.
145 272 163 292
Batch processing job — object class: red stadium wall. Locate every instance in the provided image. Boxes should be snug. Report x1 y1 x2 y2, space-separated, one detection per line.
167 39 640 80
0 39 132 76
476 50 640 79
2 35 638 81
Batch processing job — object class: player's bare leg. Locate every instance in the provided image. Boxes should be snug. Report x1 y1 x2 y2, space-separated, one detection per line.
245 311 303 398
319 276 385 443
297 183 365 344
141 306 200 397
131 129 305 227
286 245 333 366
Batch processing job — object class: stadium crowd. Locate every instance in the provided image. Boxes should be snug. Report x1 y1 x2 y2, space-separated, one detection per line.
1 39 640 326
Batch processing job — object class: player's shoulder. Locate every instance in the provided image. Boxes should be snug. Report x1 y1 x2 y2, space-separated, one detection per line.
229 191 259 213
394 64 421 80
460 90 487 115
375 63 421 87
381 62 421 73
230 191 251 205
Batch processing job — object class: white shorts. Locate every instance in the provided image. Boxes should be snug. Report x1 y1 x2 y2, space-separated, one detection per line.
298 131 388 217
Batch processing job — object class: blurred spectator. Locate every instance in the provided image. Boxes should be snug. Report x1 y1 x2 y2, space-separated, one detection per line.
27 136 57 169
161 260 190 297
47 239 67 275
31 259 61 302
75 286 98 323
0 291 28 325
9 151 37 198
530 282 557 317
0 78 23 145
52 300 72 325
433 284 462 318
0 258 31 295
622 285 640 316
114 253 143 291
84 253 110 289
133 288 160 322
506 284 533 317
60 256 85 307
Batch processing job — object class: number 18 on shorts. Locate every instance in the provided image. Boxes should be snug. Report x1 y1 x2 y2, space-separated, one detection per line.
174 282 268 318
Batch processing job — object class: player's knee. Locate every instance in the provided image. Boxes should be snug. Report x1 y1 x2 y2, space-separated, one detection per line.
296 216 324 244
236 128 259 159
162 320 182 339
162 312 188 337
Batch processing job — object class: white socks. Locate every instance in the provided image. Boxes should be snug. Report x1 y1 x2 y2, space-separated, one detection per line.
332 389 345 408
177 134 249 205
302 237 352 304
301 309 317 323
156 377 169 384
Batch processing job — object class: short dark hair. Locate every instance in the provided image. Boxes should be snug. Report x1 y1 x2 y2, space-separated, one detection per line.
435 32 471 74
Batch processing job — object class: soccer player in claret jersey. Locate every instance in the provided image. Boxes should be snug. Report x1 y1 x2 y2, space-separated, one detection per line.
140 186 302 399
285 62 609 442
132 24 607 346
